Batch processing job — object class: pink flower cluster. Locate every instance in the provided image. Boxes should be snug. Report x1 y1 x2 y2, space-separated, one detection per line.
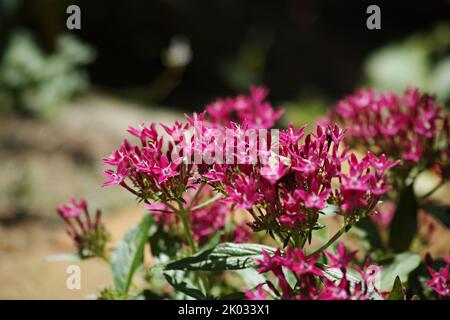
102 87 397 244
246 244 384 300
205 86 284 129
426 257 450 298
207 124 397 238
329 87 449 176
57 197 109 258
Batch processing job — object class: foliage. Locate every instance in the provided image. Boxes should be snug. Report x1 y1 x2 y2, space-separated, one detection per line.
0 30 95 118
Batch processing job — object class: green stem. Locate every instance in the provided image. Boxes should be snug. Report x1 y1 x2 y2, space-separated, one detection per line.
307 225 347 258
188 183 206 211
180 211 197 254
177 201 210 296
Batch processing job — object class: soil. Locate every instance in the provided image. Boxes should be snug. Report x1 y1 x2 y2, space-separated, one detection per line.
0 206 147 299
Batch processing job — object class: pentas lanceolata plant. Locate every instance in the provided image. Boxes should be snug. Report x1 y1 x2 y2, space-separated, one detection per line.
100 87 282 256
57 197 110 259
328 87 450 254
55 86 449 300
329 87 449 185
426 256 450 299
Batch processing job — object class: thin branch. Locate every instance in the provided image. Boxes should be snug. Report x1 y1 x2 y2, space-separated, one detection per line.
306 225 347 258
420 180 446 200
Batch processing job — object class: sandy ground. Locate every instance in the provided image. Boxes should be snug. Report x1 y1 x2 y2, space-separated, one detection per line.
0 207 145 299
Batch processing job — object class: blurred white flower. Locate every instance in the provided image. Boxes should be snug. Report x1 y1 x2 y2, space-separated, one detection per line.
162 36 192 68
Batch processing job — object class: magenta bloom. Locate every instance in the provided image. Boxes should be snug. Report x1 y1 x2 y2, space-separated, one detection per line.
56 198 109 259
153 155 180 184
249 246 384 300
427 263 450 298
57 197 87 219
224 174 260 210
329 87 449 181
285 248 323 277
295 188 330 210
260 161 289 185
233 224 252 243
324 243 357 270
205 86 283 129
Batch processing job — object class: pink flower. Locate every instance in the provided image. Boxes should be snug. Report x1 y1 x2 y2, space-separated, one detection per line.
291 157 319 174
280 123 306 146
260 161 289 184
248 246 384 300
427 263 450 298
402 138 423 163
285 248 323 277
370 202 396 229
324 244 357 270
56 198 109 259
319 278 351 300
102 87 398 249
245 285 268 300
224 174 260 209
233 224 252 243
190 202 227 241
102 163 130 187
367 152 400 176
57 197 87 219
205 86 283 129
127 122 158 145
330 87 448 175
153 155 180 184
295 188 330 210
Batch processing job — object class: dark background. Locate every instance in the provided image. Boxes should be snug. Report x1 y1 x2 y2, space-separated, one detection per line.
1 0 450 107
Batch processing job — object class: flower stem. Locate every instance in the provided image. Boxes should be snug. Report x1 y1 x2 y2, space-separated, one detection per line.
307 225 347 258
177 201 210 296
180 211 197 254
188 183 206 211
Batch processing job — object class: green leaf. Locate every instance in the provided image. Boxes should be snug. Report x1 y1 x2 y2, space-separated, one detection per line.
388 184 418 252
134 289 170 300
165 242 276 271
149 225 181 258
46 253 80 262
380 252 421 291
323 267 361 284
319 203 339 216
422 204 450 228
236 268 266 289
163 270 206 300
324 266 383 300
356 218 383 250
110 214 153 293
221 292 247 300
313 222 328 243
387 276 404 300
